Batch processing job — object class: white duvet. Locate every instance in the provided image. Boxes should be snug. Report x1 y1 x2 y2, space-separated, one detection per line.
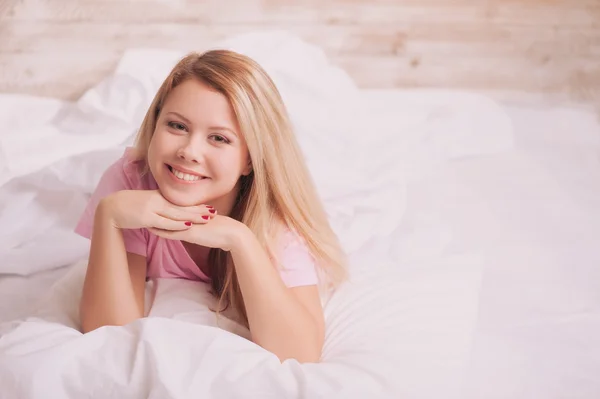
0 256 482 398
0 31 598 398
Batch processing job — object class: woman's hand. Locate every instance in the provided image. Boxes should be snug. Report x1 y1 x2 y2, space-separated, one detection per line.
148 215 247 251
100 189 215 231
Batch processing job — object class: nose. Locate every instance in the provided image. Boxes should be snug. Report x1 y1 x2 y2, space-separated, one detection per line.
176 137 205 164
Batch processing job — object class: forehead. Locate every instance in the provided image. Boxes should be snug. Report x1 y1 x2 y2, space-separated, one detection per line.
162 79 238 128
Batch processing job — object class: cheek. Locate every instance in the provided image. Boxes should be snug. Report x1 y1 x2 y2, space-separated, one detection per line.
149 130 174 154
147 133 160 163
147 131 170 169
213 151 244 177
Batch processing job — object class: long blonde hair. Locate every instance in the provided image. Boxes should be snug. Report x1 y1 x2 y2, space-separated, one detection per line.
133 50 347 327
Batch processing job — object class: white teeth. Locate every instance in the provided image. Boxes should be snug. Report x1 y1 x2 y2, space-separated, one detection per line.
172 168 201 181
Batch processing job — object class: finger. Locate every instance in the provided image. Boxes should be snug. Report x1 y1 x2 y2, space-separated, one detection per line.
190 205 217 219
147 227 179 239
149 215 195 231
158 206 215 224
184 205 217 219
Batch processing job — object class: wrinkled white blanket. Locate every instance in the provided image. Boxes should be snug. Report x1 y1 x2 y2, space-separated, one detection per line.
0 256 482 398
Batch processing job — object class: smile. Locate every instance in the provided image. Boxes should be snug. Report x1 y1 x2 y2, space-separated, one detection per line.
166 165 207 184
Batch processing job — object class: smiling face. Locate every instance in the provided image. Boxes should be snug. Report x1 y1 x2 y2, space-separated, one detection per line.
147 79 252 212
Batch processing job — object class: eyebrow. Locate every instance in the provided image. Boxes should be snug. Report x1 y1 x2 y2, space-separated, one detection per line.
166 111 192 125
165 111 238 138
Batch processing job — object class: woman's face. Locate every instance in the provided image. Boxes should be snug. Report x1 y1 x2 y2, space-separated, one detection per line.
147 79 252 212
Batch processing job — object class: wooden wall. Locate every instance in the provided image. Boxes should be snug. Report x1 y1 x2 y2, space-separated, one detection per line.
0 0 598 107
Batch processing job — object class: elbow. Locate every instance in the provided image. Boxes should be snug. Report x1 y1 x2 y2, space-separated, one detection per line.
79 303 95 334
285 350 322 364
267 329 324 364
79 316 141 334
275 342 322 364
79 309 103 334
80 319 102 334
79 304 143 334
79 307 107 334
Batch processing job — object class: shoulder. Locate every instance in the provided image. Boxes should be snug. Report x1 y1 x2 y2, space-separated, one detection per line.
269 219 304 250
270 223 320 288
278 228 310 252
273 224 317 267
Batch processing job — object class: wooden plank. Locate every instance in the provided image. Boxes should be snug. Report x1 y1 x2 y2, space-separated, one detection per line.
337 54 600 89
0 0 598 113
2 0 598 27
2 22 598 58
0 52 118 99
1 51 597 101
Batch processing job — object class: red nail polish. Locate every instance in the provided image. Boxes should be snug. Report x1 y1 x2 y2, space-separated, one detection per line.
209 209 216 214
206 205 214 209
202 215 209 220
185 221 192 226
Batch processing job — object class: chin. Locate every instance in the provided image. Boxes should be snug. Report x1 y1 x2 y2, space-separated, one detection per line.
158 187 206 207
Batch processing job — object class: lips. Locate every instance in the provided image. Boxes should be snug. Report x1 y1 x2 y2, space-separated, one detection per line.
166 164 207 182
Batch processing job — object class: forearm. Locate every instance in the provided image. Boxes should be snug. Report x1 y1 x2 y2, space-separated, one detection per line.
230 227 322 363
80 201 143 333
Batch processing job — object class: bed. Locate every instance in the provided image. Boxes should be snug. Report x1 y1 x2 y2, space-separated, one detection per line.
0 32 599 398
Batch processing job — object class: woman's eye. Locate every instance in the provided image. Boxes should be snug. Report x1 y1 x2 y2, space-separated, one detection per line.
210 135 230 144
167 121 187 131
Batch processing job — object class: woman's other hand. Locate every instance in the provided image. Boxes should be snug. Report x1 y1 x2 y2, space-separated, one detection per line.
100 189 215 231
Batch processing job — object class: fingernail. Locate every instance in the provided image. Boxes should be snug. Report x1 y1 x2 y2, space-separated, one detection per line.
185 221 192 226
206 205 214 209
202 215 209 220
208 209 216 214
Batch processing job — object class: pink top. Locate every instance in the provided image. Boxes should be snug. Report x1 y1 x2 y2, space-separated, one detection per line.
74 148 319 287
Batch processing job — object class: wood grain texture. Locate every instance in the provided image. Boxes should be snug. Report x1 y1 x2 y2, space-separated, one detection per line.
0 0 598 110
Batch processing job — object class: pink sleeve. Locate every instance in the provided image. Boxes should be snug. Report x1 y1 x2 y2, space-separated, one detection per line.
74 156 148 258
276 230 319 288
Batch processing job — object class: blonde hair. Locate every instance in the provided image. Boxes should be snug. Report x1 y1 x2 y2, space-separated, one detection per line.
133 50 348 327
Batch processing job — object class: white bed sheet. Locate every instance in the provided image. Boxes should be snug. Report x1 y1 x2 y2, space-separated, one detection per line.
380 96 600 398
464 104 600 399
0 267 70 324
0 32 599 398
408 150 600 399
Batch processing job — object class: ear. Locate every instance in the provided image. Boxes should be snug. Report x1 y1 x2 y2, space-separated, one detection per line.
242 160 253 176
